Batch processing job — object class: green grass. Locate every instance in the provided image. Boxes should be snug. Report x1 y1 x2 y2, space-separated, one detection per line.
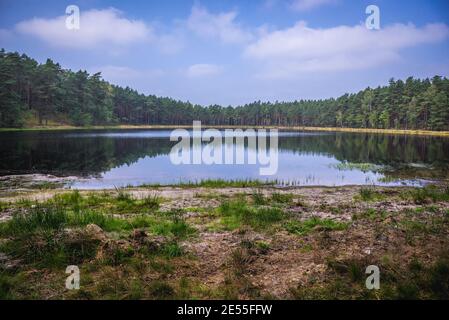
100 243 135 266
333 162 380 173
271 192 294 204
112 190 162 213
0 201 11 212
2 185 448 300
140 179 275 189
48 190 162 215
71 210 112 228
404 185 449 204
255 241 271 252
251 190 267 205
357 187 386 202
400 216 448 236
352 208 388 221
142 194 163 210
0 200 194 238
291 254 449 300
284 217 350 236
151 219 196 239
327 258 366 282
115 187 132 201
0 200 195 271
0 272 25 299
0 228 101 268
300 243 313 253
149 259 174 274
0 204 114 235
0 205 68 235
251 191 294 206
218 200 285 230
161 242 184 258
0 274 14 299
147 280 176 299
229 248 252 276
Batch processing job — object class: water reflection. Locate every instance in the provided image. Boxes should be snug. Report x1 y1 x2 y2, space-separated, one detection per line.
0 129 448 188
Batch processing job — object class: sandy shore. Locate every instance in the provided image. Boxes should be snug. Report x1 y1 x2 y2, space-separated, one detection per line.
1 124 449 137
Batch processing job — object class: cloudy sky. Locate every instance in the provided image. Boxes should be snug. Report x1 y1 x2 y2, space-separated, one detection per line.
1 0 449 105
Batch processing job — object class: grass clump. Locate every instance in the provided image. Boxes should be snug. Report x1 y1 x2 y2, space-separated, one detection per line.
400 215 448 238
0 273 15 299
357 187 386 202
113 192 162 214
101 243 135 266
152 209 196 239
251 190 267 205
50 190 162 215
405 185 449 204
0 199 196 237
0 205 68 235
327 259 366 282
115 188 132 202
285 217 349 236
142 194 162 210
229 248 253 276
0 204 119 236
0 272 26 299
0 229 101 268
218 200 285 230
152 220 195 239
251 191 295 206
161 242 184 258
147 280 175 299
255 241 271 253
271 192 294 205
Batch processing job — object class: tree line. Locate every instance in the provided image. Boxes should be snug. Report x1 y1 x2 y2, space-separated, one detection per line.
1 49 448 130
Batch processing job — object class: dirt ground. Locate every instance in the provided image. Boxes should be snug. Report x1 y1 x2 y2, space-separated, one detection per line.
0 175 448 299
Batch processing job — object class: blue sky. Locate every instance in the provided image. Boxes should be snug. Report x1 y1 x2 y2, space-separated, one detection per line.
1 0 449 105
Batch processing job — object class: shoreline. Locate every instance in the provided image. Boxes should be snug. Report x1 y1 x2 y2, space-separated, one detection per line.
1 125 449 137
0 174 438 200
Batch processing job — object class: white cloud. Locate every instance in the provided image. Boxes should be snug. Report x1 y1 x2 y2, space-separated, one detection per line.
155 33 185 54
244 22 449 77
186 5 253 44
186 64 224 78
15 8 151 49
290 0 337 11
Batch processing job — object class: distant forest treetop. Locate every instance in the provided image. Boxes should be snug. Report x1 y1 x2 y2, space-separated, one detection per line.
1 49 448 130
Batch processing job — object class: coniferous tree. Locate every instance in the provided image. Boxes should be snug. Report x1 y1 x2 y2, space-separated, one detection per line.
0 49 448 130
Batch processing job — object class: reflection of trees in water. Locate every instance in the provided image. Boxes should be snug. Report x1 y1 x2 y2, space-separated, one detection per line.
0 131 448 177
0 132 174 176
279 133 449 167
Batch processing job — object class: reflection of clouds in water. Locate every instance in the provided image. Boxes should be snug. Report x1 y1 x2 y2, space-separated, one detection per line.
71 152 423 189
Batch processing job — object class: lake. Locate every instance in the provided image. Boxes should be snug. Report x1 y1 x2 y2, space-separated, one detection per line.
0 129 448 189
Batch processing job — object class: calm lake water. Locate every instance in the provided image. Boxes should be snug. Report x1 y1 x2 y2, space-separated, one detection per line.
0 129 448 189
